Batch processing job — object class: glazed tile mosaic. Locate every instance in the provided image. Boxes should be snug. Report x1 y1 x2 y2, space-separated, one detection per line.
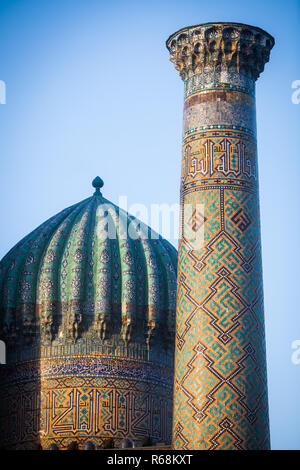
166 22 274 450
0 357 173 449
0 21 275 451
0 178 177 449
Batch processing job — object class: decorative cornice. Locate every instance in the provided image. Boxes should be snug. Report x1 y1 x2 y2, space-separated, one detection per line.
166 22 274 81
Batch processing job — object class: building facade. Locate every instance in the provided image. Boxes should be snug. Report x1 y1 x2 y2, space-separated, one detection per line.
166 23 274 449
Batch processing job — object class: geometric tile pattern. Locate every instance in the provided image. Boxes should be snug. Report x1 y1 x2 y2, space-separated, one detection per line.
0 357 173 449
173 162 270 450
166 22 274 449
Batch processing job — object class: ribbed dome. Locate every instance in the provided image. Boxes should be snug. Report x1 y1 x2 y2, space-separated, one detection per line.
0 178 177 360
0 178 178 449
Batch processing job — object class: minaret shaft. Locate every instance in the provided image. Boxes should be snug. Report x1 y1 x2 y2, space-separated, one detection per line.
167 22 274 450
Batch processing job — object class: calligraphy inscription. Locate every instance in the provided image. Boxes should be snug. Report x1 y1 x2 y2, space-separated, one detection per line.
182 135 257 187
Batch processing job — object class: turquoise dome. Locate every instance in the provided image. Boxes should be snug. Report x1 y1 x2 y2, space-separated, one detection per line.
0 178 178 449
0 178 177 361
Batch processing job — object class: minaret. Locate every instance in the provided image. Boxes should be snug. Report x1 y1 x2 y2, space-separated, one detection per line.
166 23 274 450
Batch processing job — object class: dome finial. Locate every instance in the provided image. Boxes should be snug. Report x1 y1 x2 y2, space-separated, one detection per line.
92 176 104 196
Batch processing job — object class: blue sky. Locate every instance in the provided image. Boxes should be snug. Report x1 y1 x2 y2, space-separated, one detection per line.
0 0 299 449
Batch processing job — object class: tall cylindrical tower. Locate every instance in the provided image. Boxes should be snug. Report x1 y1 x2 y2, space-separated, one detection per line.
166 23 274 450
